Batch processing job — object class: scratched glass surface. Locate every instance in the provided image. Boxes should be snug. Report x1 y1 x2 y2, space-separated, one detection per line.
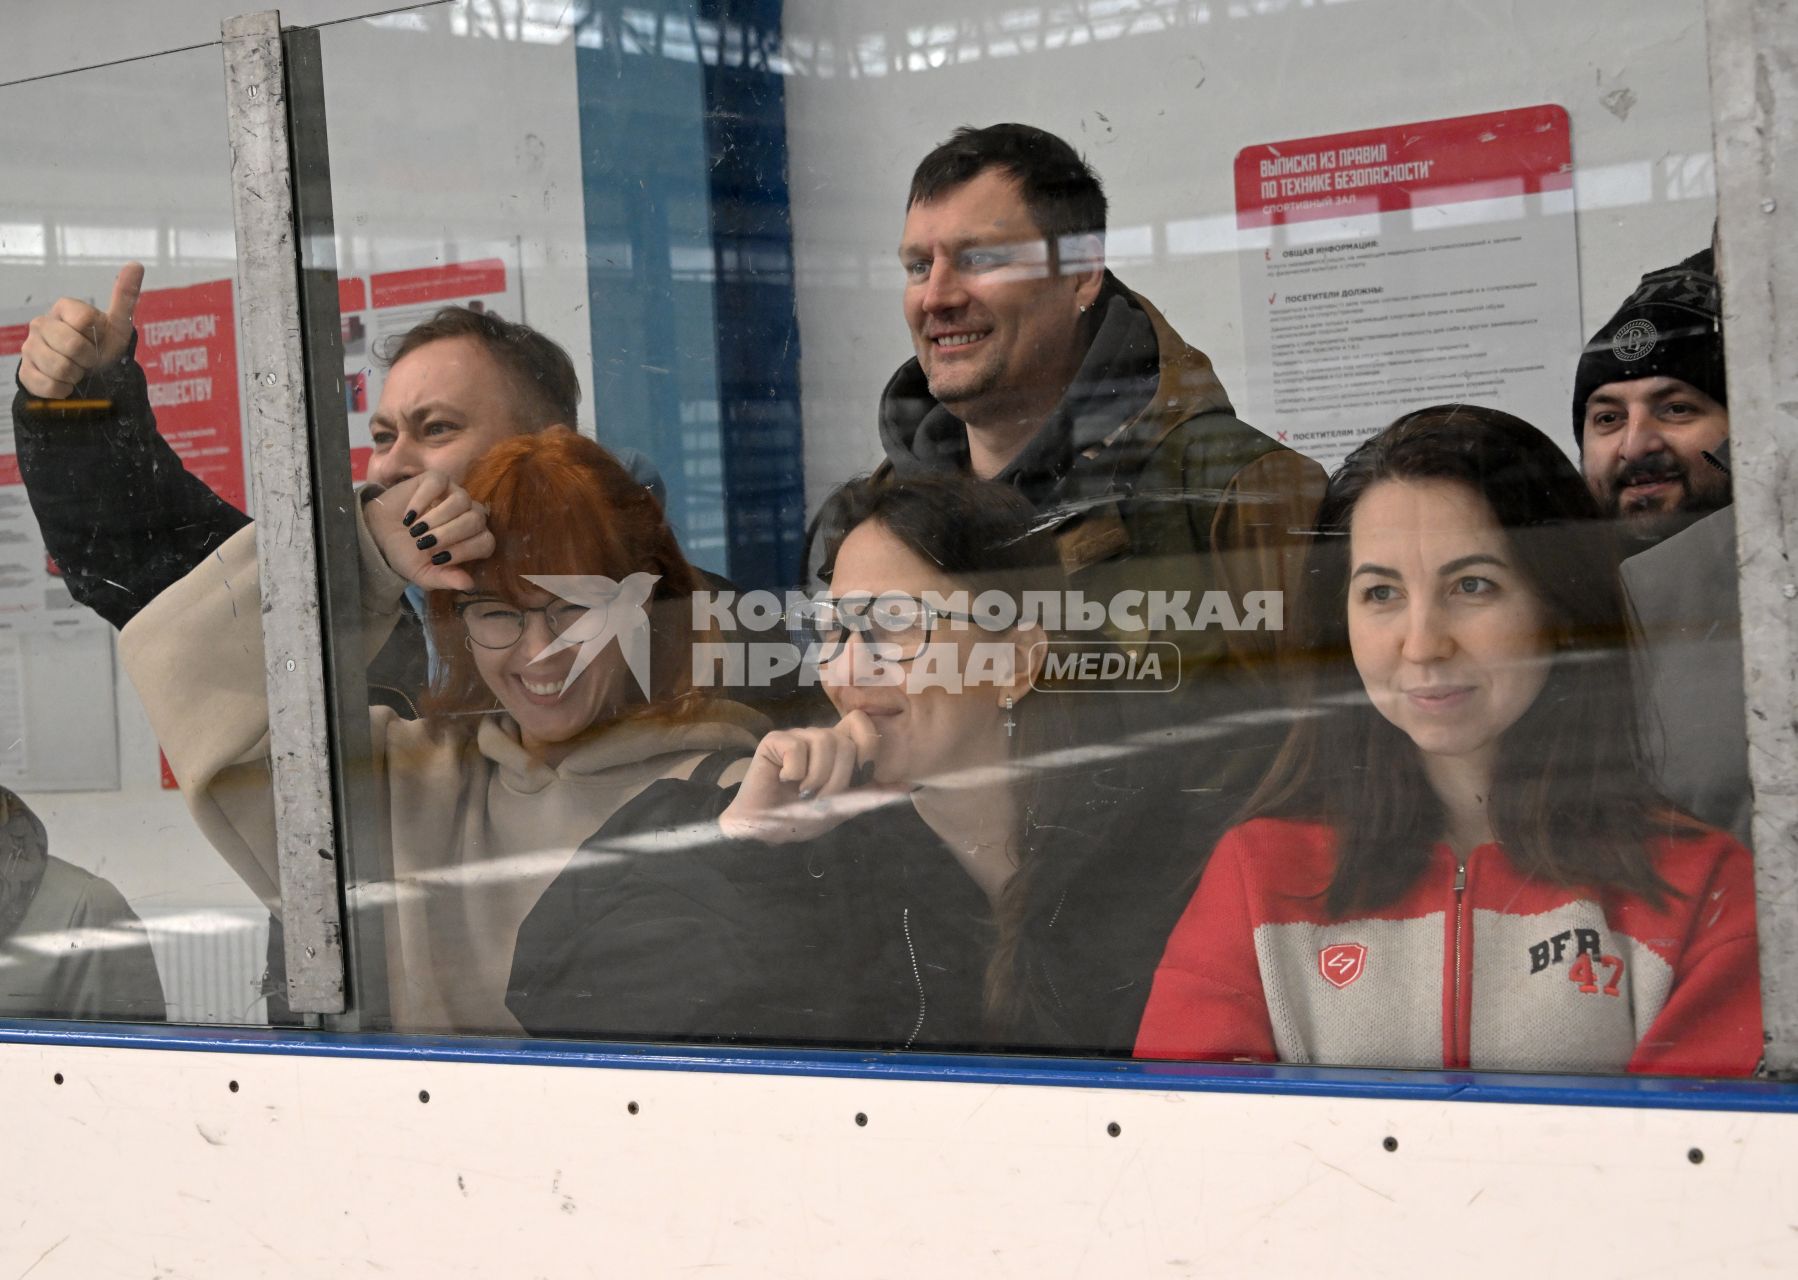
294 0 1760 1071
0 45 276 1027
9 0 1744 1070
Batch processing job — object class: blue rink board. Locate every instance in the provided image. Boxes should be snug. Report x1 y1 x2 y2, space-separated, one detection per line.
0 1019 1792 1114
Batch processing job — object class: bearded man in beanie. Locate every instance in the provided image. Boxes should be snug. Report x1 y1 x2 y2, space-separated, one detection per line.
1574 248 1730 552
1576 248 1749 842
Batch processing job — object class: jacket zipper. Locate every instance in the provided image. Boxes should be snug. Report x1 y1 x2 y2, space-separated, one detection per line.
1449 855 1468 1068
901 907 926 1050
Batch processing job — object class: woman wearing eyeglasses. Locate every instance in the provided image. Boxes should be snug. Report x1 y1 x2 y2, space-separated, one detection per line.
509 471 1183 1052
121 428 765 1034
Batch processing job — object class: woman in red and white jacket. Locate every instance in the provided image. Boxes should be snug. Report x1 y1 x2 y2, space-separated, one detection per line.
1135 405 1761 1076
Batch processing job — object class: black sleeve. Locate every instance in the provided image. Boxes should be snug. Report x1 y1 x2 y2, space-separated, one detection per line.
507 777 825 1044
13 331 250 629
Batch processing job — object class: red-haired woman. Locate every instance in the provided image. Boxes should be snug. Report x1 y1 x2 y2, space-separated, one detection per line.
1134 405 1761 1076
121 428 764 1033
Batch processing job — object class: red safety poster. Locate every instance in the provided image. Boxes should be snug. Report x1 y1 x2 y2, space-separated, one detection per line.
1234 106 1582 467
0 283 246 621
132 278 247 509
131 279 248 790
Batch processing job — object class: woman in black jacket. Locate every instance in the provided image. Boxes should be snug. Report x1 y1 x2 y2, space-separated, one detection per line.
508 472 1196 1053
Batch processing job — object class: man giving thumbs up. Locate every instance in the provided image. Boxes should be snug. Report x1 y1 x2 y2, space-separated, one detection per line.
17 262 145 399
10 262 250 631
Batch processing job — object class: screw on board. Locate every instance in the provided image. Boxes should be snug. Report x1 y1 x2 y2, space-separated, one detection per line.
626 1101 639 1115
1688 1147 1705 1164
1383 1136 1399 1152
228 1080 240 1094
1107 1122 1122 1138
419 1089 431 1104
854 1112 868 1127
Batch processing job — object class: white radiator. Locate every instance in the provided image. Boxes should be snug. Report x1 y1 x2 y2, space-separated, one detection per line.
140 907 271 1025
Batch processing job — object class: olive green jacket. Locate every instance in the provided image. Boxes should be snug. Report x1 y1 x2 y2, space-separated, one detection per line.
823 273 1326 692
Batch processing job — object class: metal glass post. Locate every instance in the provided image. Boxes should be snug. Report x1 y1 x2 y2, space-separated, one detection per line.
220 9 347 1014
1707 0 1798 1076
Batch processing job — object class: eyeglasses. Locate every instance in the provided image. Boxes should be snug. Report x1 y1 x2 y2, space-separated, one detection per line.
457 598 588 650
784 592 977 663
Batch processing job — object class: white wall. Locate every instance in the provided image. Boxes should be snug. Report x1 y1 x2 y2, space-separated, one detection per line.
780 0 1718 508
0 1038 1794 1278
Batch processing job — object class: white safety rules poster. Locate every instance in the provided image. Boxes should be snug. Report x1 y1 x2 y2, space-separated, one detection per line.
1235 105 1582 468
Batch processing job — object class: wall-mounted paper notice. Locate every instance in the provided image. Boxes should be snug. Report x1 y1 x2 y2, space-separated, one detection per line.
1235 105 1582 469
337 251 524 482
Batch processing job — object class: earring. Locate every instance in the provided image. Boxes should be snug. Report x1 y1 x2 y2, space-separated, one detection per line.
1002 694 1016 738
1079 302 1090 315
464 635 474 652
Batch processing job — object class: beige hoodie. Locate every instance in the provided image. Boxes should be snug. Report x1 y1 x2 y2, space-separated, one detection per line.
120 510 762 1034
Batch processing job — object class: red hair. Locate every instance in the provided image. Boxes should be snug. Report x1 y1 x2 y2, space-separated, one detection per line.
421 427 707 722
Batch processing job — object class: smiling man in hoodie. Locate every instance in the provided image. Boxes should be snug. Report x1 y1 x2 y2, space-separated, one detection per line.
812 124 1324 728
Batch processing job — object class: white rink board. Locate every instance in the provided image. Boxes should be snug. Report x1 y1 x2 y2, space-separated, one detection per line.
0 1039 1792 1279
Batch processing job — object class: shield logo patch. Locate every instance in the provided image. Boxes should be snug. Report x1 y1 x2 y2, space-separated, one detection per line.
1319 942 1367 989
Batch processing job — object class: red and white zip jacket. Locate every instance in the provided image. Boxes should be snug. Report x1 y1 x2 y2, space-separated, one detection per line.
1134 818 1761 1076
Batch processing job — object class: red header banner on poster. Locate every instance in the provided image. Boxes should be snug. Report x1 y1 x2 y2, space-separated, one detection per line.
1234 105 1572 229
369 258 508 309
336 252 522 482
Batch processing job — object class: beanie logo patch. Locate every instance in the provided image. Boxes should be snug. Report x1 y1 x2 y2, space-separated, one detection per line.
1612 318 1659 362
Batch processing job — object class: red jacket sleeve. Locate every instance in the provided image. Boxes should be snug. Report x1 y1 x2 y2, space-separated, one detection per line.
1628 834 1763 1078
1133 825 1279 1062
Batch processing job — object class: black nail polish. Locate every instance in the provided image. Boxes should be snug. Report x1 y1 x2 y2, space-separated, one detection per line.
408 521 429 538
431 550 452 565
415 533 438 551
401 510 417 527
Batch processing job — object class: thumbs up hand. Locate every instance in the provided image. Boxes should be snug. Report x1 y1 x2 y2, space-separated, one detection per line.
18 262 145 399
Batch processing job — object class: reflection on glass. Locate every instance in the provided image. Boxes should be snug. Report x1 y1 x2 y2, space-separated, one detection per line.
301 0 1759 1073
7 0 1755 1075
0 45 270 1024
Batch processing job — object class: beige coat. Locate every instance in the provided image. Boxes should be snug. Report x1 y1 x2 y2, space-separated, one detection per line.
120 513 762 1034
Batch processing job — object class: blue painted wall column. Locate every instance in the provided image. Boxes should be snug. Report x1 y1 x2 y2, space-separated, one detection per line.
574 1 805 590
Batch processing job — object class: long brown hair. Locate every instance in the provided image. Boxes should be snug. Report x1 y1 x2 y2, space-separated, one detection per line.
421 427 708 725
1246 404 1678 914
